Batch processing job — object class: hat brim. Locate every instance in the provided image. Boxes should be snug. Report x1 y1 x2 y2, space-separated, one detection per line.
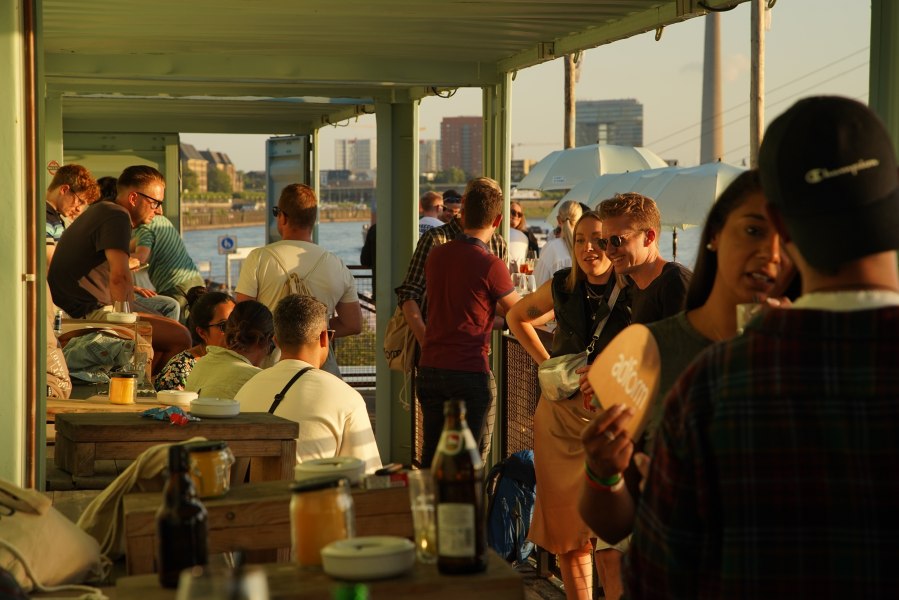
785 185 899 271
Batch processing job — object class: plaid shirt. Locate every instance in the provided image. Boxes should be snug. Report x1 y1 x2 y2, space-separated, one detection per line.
626 306 899 599
395 217 507 320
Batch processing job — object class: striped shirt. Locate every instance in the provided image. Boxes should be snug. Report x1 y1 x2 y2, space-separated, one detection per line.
133 216 202 295
626 304 899 598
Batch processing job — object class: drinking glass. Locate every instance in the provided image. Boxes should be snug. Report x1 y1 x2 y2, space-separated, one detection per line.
525 250 537 275
113 300 131 314
406 469 437 564
176 565 269 600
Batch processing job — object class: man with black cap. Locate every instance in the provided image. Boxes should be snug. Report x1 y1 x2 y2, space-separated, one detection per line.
624 96 899 598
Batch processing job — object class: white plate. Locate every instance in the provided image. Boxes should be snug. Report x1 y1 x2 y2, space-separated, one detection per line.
157 390 198 408
321 536 415 580
190 397 240 418
106 312 137 324
294 457 365 486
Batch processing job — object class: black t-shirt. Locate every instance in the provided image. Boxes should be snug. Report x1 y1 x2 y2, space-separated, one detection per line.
629 261 692 325
47 202 132 317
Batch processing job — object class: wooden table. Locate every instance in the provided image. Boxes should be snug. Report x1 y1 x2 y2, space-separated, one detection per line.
122 481 413 575
54 412 298 479
116 552 523 600
47 397 165 421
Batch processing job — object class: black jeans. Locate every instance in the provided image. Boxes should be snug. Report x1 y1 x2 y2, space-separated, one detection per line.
417 366 496 468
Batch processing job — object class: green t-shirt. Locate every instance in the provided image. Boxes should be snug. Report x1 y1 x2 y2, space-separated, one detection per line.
133 216 202 295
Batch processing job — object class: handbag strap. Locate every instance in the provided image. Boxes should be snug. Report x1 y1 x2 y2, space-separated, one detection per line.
268 367 314 413
585 283 622 355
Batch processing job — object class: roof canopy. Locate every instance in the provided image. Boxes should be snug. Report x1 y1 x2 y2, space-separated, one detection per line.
43 0 746 134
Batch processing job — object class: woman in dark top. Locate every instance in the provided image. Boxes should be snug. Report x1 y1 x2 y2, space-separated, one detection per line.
507 210 630 600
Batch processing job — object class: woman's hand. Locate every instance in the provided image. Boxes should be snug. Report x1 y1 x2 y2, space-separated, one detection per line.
581 404 635 479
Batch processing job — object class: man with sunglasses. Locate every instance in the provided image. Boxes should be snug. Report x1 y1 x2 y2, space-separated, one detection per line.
597 193 691 324
48 165 191 369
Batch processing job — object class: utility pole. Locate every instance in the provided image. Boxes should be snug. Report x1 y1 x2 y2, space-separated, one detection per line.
564 55 576 149
750 0 766 167
700 13 723 164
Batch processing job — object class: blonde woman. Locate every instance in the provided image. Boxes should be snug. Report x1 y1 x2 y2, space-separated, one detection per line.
507 210 630 600
533 200 583 286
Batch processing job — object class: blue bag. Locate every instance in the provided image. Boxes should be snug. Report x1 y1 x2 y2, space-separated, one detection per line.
484 449 537 564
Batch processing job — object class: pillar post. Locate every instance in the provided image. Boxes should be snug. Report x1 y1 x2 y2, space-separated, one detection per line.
869 0 899 156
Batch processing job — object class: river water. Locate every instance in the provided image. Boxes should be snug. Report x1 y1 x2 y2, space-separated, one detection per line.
183 220 701 284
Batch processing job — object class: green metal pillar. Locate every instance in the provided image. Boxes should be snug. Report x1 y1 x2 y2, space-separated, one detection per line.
374 101 419 464
482 73 512 466
869 0 899 156
0 0 30 483
44 92 63 189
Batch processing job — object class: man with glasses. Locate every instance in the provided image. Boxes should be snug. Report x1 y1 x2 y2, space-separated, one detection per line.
597 193 691 324
48 165 191 370
236 183 362 378
235 294 381 473
440 188 463 223
44 164 100 265
418 191 444 235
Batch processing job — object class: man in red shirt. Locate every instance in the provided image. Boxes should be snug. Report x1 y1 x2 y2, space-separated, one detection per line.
417 177 520 467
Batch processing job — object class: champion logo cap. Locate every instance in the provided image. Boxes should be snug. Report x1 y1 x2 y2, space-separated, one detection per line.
759 96 899 270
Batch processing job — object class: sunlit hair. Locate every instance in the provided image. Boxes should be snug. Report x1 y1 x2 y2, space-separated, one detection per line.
598 192 661 238
420 191 443 212
224 300 274 353
510 201 528 232
462 177 504 229
49 164 100 203
556 200 583 267
278 183 318 229
685 170 763 310
187 291 233 345
117 165 165 195
564 210 602 292
273 294 328 350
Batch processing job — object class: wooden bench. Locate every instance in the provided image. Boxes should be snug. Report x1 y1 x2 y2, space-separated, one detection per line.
122 480 413 575
54 412 298 479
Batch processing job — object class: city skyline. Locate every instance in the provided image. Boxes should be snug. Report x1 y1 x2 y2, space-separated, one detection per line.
182 0 871 174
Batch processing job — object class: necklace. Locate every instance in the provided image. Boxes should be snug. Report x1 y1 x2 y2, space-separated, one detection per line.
585 282 605 300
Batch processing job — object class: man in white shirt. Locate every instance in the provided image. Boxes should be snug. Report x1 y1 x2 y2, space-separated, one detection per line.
235 294 382 474
235 183 362 377
418 191 444 235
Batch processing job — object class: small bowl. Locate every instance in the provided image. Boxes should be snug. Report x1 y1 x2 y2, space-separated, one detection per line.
294 457 365 486
321 536 416 581
157 390 198 409
106 312 137 324
190 397 240 418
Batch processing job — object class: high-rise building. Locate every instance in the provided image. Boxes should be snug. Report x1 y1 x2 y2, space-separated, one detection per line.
419 139 441 173
575 99 644 147
335 138 372 171
440 116 482 177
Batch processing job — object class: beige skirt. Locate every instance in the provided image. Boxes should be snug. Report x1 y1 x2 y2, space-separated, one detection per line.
528 392 627 555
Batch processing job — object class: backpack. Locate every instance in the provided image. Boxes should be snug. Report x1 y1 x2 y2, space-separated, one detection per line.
263 246 329 305
383 307 417 373
484 449 537 564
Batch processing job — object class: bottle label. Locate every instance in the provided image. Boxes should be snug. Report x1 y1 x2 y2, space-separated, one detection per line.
437 431 462 455
437 503 475 557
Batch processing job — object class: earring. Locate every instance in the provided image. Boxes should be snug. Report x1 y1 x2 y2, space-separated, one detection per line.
706 243 715 251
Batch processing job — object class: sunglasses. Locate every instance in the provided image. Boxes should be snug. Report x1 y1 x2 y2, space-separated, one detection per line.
510 210 523 217
595 232 635 251
326 329 336 343
207 320 227 332
135 191 163 210
272 206 288 218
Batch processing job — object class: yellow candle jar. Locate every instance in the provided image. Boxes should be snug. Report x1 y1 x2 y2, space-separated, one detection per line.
290 476 355 567
108 373 137 405
184 441 235 498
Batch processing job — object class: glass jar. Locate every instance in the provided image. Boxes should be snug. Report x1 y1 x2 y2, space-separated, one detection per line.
290 476 355 567
109 372 137 405
184 441 235 499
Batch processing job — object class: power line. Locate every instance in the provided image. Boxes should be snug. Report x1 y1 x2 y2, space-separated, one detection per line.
647 46 869 149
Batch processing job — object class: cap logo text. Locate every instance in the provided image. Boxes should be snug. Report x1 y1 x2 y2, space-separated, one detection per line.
805 158 880 184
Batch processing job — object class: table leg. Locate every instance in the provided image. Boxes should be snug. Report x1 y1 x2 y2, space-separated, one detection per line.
56 436 97 477
248 440 296 482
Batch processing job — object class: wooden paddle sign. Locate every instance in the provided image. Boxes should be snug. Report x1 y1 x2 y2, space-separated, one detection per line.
587 324 661 441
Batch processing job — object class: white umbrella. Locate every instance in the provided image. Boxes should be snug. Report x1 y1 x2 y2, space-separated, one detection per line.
517 144 668 191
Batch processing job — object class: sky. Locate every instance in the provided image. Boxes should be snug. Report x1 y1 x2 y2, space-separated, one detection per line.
182 0 871 173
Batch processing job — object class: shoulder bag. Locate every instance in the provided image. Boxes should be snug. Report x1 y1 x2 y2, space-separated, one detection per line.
537 284 621 402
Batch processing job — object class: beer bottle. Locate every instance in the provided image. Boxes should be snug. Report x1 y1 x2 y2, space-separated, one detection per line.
432 399 488 574
156 444 208 588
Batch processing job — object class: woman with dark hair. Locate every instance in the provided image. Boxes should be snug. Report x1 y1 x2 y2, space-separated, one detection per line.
579 170 794 555
154 290 234 391
507 210 631 600
184 300 274 399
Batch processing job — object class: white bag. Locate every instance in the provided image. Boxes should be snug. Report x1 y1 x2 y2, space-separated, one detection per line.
0 478 105 593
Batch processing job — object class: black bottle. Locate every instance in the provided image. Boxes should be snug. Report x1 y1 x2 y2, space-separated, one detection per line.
432 399 488 574
156 444 208 588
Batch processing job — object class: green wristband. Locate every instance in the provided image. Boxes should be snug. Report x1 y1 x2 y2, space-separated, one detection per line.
584 462 622 486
